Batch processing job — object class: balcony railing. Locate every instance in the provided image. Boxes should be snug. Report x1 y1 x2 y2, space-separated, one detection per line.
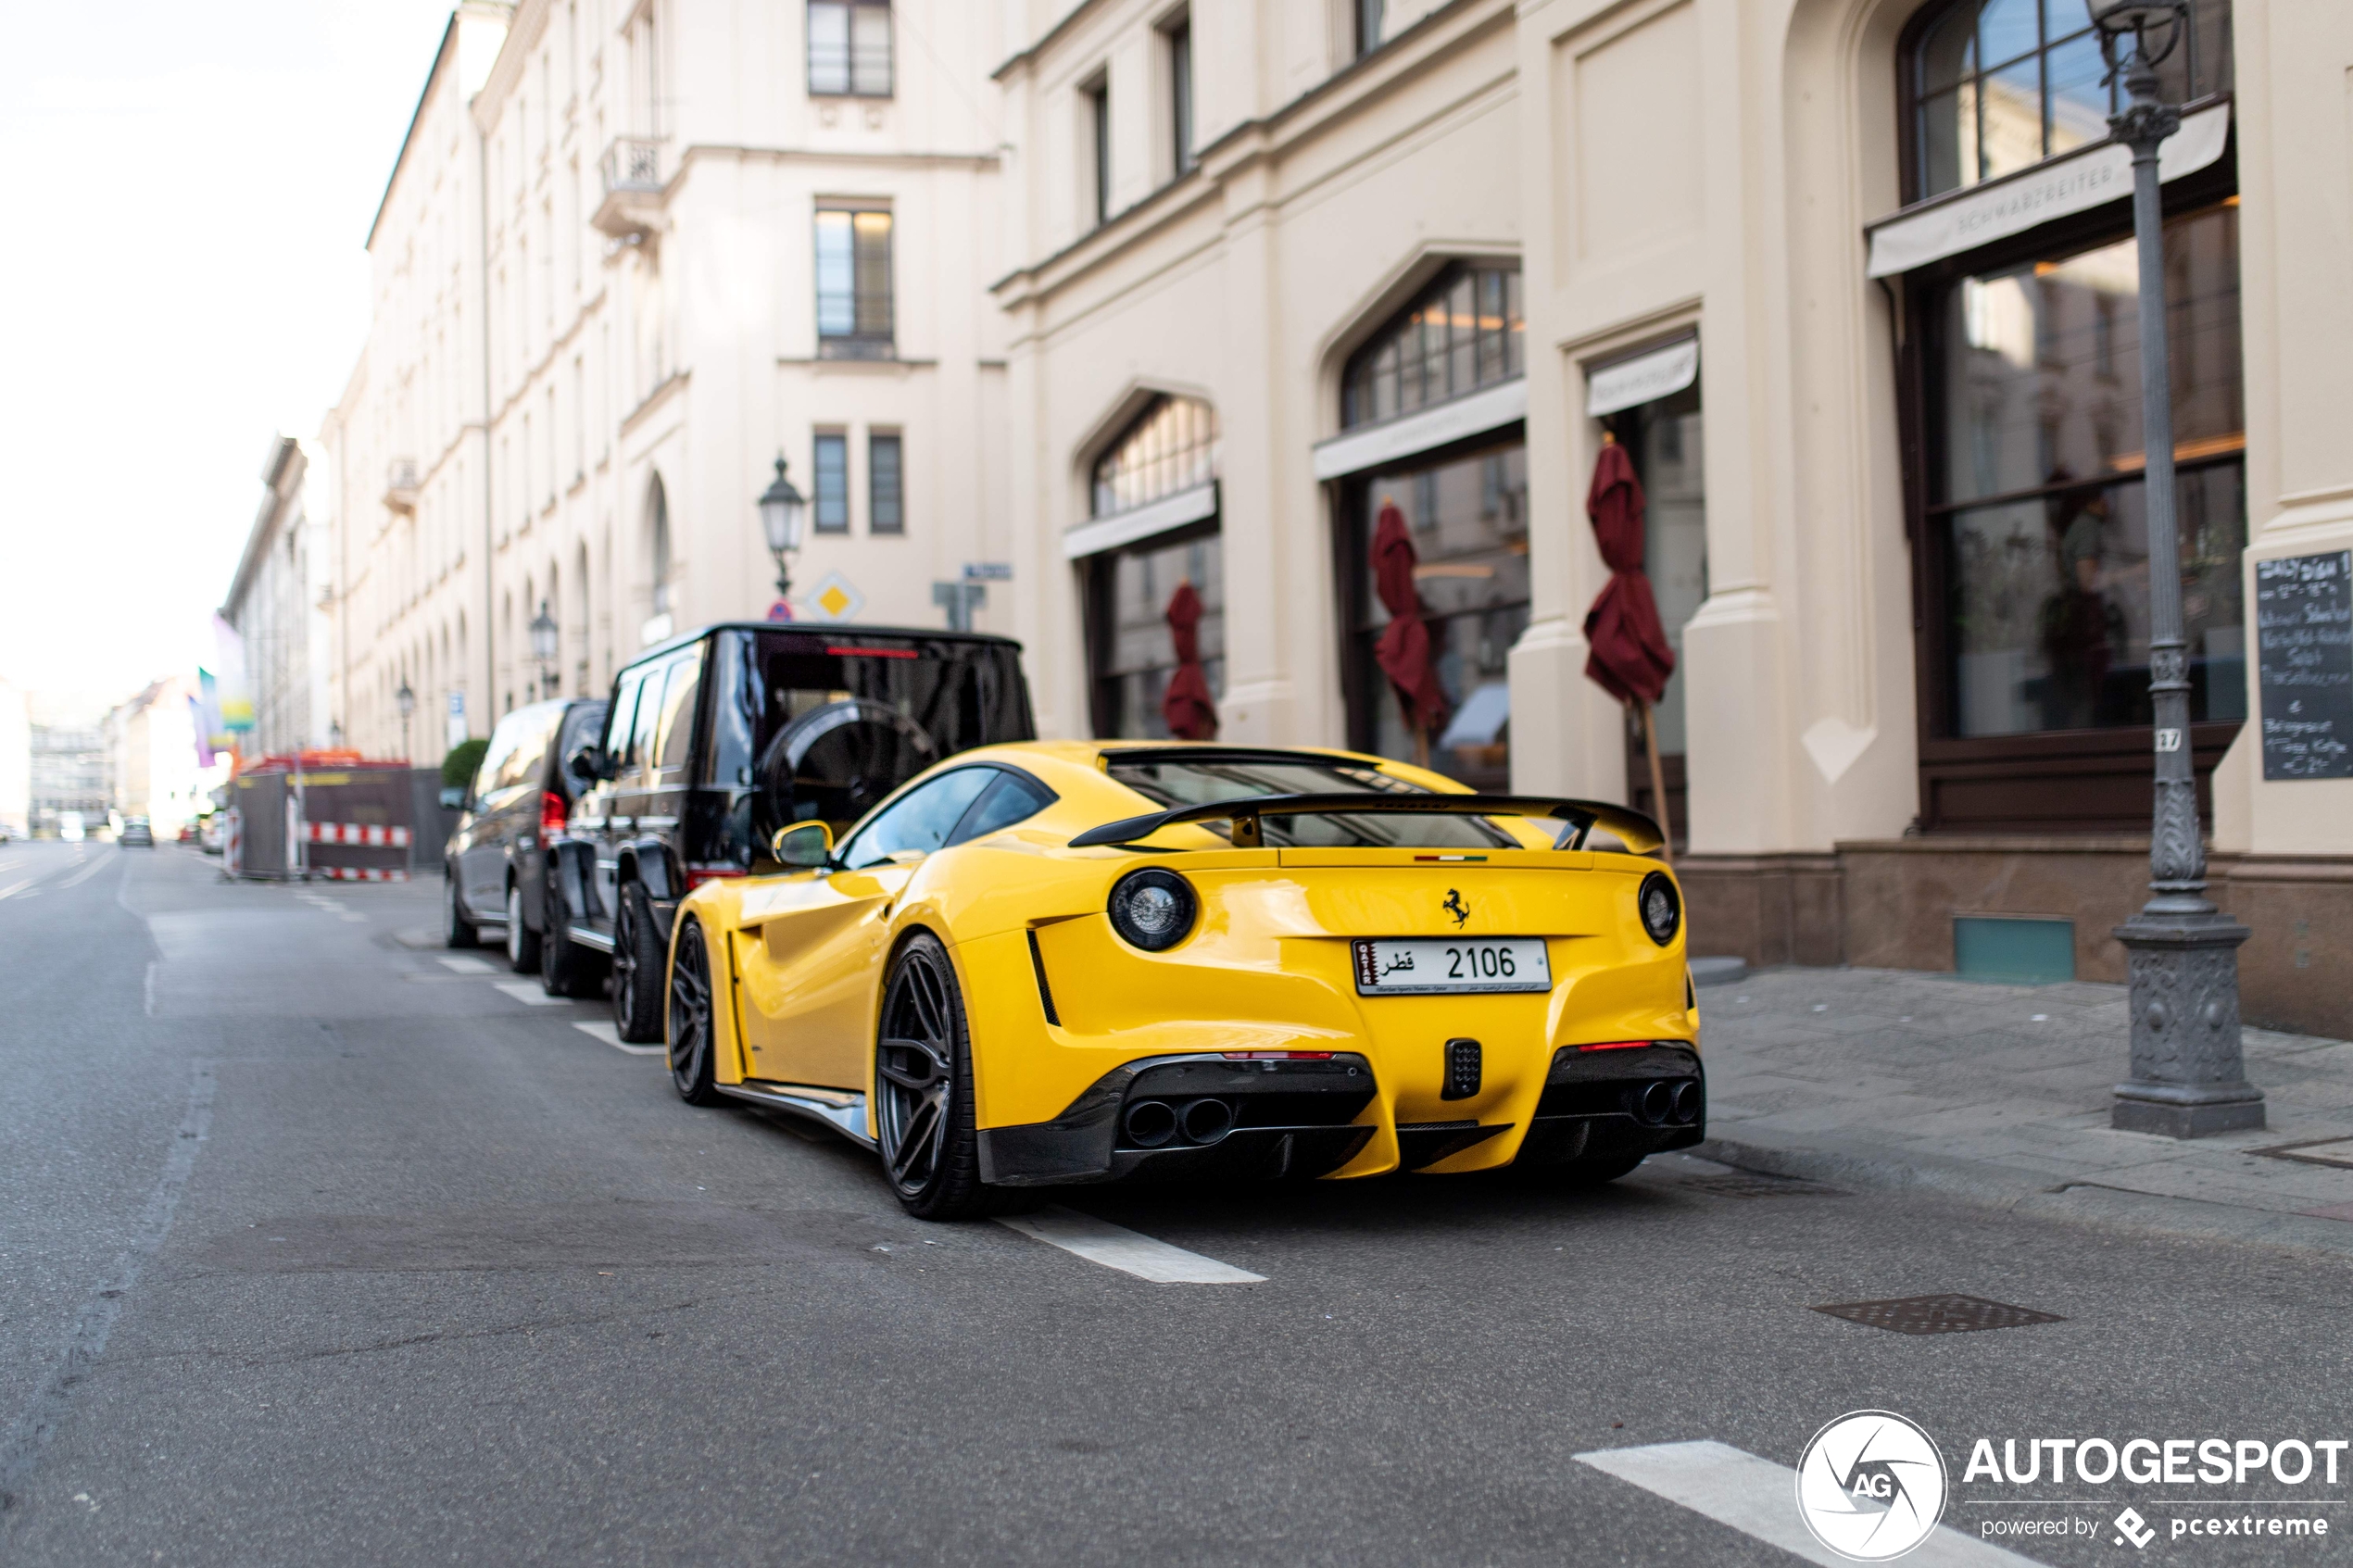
384 458 420 513
593 138 665 239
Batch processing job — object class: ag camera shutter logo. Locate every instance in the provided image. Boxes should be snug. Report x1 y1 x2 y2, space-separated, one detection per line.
1795 1411 1949 1561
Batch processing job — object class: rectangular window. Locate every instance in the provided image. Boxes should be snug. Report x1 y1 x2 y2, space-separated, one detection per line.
1085 79 1111 227
808 1 892 97
813 433 849 533
1356 0 1385 58
869 432 903 534
1165 15 1194 177
814 207 894 358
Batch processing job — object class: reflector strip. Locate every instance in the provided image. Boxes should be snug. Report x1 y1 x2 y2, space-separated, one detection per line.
1220 1051 1333 1060
304 822 412 847
316 866 410 882
1578 1040 1653 1051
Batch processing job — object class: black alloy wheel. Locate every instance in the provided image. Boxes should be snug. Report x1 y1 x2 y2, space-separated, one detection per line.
610 880 667 1043
668 917 724 1106
873 934 1016 1221
505 883 542 972
443 872 479 948
539 876 606 997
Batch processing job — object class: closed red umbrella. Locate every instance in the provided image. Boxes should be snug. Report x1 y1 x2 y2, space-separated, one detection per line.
1370 501 1450 767
1581 434 1678 855
1160 581 1219 741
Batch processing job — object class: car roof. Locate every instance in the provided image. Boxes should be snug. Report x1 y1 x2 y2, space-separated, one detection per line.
625 621 1024 668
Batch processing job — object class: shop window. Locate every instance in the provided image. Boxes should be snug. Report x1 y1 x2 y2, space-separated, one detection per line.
814 207 893 358
1908 0 2232 202
1608 382 1705 845
809 1 892 98
1340 442 1529 792
1341 261 1523 430
1091 395 1219 518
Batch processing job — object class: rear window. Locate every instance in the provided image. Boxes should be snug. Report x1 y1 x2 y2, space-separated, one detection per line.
1104 749 1508 849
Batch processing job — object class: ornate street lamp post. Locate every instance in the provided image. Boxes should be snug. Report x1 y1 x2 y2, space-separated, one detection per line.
758 457 808 611
529 600 560 699
2094 0 2262 1136
396 679 416 765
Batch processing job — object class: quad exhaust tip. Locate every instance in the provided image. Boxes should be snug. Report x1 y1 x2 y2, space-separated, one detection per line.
1123 1097 1237 1148
1636 1079 1703 1127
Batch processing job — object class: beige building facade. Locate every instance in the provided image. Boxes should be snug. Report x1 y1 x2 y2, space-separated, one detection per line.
994 0 2351 1036
328 0 1013 764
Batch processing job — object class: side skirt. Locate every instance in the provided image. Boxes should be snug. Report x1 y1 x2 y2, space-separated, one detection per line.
565 923 616 953
717 1079 875 1149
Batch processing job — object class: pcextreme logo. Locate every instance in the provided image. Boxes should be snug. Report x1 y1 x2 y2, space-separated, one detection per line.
1796 1411 1950 1562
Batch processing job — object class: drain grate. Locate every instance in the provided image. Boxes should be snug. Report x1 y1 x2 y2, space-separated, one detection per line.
1812 1294 2063 1336
1680 1173 1845 1198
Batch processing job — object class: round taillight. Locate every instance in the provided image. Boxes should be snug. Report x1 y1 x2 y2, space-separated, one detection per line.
1107 868 1197 952
1638 871 1681 947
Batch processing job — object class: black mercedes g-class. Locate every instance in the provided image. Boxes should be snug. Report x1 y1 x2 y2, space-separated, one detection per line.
549 623 1034 1039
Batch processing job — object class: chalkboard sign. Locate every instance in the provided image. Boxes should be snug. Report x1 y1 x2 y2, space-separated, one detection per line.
2256 550 2353 780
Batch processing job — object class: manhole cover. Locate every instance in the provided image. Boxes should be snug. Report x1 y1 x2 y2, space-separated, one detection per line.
1812 1294 2063 1336
2250 1138 2353 1171
1680 1173 1844 1198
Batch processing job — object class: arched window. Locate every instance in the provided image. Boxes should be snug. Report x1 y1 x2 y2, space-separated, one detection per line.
1341 260 1522 430
1090 395 1218 519
1906 0 2233 203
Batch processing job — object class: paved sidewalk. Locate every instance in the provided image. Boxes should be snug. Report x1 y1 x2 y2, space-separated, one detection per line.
1693 966 2353 1256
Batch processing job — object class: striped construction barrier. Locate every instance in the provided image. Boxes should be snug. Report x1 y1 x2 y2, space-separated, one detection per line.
317 866 410 882
305 822 412 847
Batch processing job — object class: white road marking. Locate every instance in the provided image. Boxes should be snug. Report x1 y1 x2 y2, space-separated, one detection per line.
573 1020 665 1056
436 956 497 974
996 1206 1265 1285
1574 1440 2046 1568
60 858 113 887
491 979 568 1007
0 879 35 901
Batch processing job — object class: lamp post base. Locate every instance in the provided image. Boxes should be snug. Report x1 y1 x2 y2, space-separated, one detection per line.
2109 908 2263 1138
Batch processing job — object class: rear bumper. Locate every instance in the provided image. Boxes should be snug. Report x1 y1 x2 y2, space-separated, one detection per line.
975 1044 1703 1187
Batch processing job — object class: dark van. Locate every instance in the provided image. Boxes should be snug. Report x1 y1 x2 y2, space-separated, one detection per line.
444 696 610 973
550 623 1033 1039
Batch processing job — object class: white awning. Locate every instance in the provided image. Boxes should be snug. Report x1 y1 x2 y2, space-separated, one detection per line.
1586 335 1699 418
1865 100 2230 279
1311 377 1526 482
1062 480 1218 559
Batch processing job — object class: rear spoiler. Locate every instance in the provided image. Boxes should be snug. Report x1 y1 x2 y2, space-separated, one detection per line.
1066 792 1667 855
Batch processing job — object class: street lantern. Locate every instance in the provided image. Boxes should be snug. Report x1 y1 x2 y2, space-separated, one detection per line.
529 599 560 698
396 678 416 764
758 456 807 603
2093 0 2263 1138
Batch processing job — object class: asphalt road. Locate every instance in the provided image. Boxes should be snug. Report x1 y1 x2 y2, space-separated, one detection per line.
2 840 2347 1566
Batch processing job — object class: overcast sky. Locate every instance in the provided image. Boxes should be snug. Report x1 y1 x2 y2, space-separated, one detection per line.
0 1 458 711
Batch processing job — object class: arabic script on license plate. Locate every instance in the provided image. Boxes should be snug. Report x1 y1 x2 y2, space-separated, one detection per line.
1351 938 1552 996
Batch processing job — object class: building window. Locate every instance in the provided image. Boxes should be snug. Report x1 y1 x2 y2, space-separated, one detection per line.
1908 0 2232 201
1165 13 1194 177
814 207 893 358
869 432 903 534
809 0 891 97
1899 0 2243 833
1091 395 1219 518
1341 260 1523 429
813 433 849 533
1084 78 1111 227
1355 0 1385 58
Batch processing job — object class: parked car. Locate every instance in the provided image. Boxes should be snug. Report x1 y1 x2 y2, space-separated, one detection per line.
443 696 609 976
119 816 155 847
555 623 1035 1040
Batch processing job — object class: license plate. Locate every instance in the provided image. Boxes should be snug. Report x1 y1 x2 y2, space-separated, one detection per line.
1352 938 1551 996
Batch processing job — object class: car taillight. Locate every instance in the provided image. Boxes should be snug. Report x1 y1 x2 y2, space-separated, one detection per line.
1577 1040 1653 1051
685 867 747 890
1220 1051 1335 1060
540 791 569 835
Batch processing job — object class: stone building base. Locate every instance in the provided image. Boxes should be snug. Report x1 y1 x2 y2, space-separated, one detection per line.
1677 839 2352 1041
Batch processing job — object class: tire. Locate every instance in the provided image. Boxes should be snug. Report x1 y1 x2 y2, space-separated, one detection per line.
505 883 542 973
610 880 668 1043
667 916 726 1106
540 874 607 997
873 934 1019 1221
444 872 480 948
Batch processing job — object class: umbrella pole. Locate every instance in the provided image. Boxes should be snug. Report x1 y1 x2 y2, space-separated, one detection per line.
1413 717 1431 771
1639 700 1673 865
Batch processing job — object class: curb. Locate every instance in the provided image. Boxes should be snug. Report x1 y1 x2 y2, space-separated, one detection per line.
1697 1133 2353 1263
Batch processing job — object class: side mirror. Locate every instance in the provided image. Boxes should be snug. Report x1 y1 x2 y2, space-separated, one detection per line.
772 820 835 870
566 745 616 785
438 786 466 810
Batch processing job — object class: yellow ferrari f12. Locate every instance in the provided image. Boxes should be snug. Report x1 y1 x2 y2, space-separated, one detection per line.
663 743 1701 1219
